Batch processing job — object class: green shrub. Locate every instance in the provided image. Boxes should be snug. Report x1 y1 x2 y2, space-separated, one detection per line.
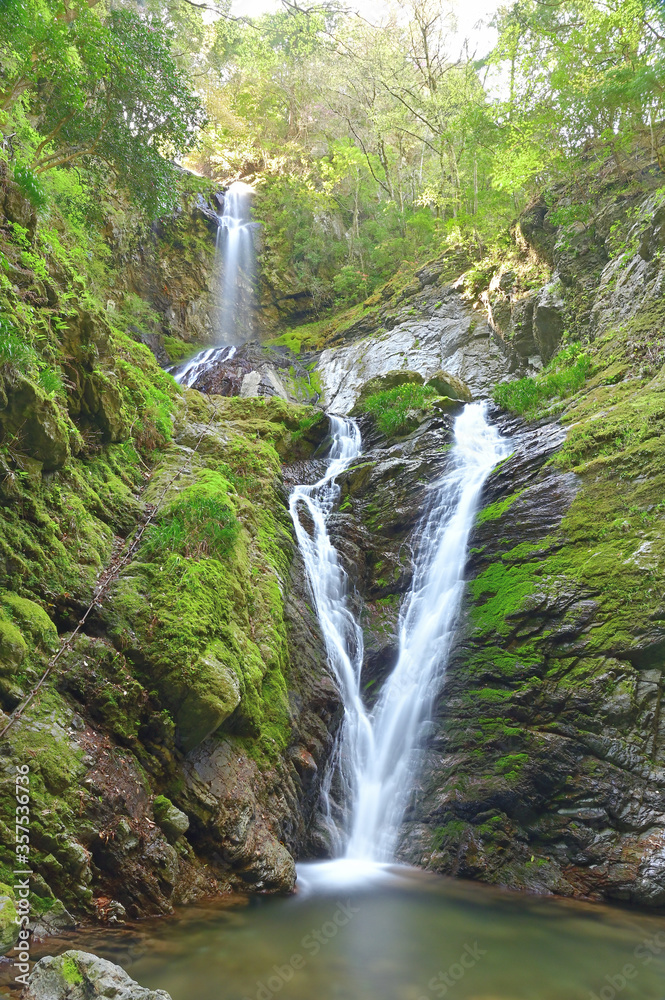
0 315 34 366
362 383 439 436
13 162 47 208
493 346 592 416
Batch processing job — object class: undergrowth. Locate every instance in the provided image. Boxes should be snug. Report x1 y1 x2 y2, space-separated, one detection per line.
362 384 438 436
493 345 592 416
143 471 239 561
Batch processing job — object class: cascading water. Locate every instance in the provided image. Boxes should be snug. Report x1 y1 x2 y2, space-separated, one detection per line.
292 402 510 875
214 181 256 345
289 416 369 853
171 180 254 386
173 345 237 388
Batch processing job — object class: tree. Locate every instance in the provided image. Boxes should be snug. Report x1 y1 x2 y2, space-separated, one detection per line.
0 0 205 213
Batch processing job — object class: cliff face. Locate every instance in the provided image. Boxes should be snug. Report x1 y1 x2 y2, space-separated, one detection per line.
402 185 665 907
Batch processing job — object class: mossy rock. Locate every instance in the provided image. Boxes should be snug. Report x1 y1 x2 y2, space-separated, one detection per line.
0 613 27 674
424 370 472 402
350 369 424 414
0 882 19 955
177 642 242 752
22 949 172 999
0 592 58 651
0 376 71 471
152 796 189 842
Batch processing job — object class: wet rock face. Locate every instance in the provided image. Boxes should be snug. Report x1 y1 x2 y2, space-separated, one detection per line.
180 341 318 405
324 412 458 711
318 286 519 413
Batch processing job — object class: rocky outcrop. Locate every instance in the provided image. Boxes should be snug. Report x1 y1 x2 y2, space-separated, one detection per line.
398 401 665 906
317 285 517 413
22 950 171 1000
179 340 319 404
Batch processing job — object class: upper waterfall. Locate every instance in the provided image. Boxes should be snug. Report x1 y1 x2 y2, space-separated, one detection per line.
170 180 255 387
291 403 509 868
215 181 256 346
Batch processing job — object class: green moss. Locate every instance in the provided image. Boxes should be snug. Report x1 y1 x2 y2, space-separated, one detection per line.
431 819 470 850
267 318 330 353
106 394 307 755
60 954 83 985
360 384 439 437
162 336 198 363
0 592 57 649
495 753 529 780
476 490 525 524
0 615 28 672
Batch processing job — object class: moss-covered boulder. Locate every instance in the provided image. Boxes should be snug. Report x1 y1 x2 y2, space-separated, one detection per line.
22 950 172 1000
177 643 241 752
424 370 472 402
0 882 19 955
0 613 27 673
0 376 71 471
152 796 189 842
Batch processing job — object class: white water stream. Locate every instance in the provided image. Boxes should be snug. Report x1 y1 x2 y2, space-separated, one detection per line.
291 403 509 873
171 181 254 385
215 181 255 345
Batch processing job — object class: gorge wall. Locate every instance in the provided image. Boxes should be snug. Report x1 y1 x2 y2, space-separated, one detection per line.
0 174 338 940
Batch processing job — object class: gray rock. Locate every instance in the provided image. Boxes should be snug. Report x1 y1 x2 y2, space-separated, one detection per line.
318 288 515 412
30 900 76 941
153 796 190 842
533 279 565 361
21 950 172 1000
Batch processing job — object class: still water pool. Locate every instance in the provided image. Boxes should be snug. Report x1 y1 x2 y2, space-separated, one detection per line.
7 862 665 1000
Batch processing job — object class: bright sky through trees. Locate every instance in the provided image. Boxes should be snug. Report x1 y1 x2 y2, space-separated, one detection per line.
230 0 500 56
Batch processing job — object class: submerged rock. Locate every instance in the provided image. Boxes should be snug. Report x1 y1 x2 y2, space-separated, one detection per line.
22 950 171 1000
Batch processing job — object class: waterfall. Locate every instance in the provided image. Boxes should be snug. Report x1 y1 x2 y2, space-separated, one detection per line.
214 181 256 346
171 180 254 386
291 402 509 866
173 345 237 388
289 416 369 853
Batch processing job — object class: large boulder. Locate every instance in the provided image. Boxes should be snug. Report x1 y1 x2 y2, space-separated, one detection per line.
424 370 472 402
0 376 71 471
21 950 171 1000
